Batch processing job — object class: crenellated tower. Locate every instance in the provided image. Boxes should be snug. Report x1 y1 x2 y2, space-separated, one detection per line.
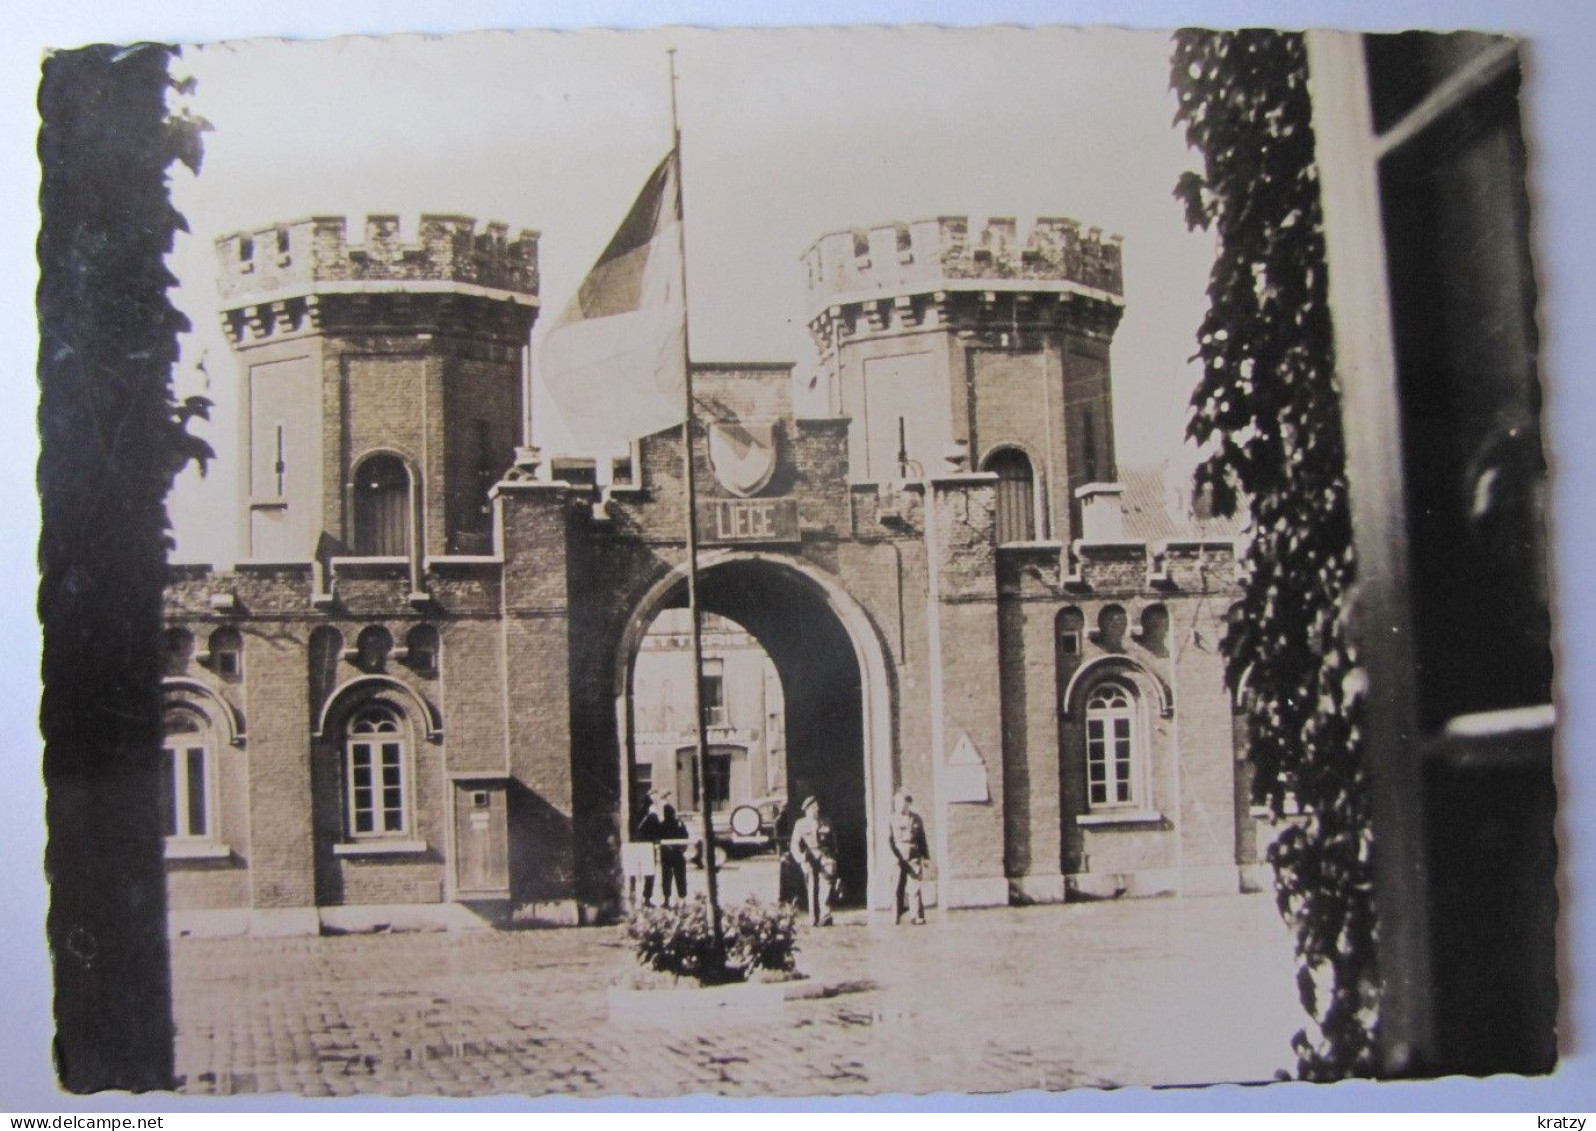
802 215 1124 545
216 214 540 565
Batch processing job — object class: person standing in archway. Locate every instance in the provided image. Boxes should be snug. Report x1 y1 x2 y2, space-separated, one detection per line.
889 789 929 925
634 791 665 907
790 795 838 926
657 794 690 907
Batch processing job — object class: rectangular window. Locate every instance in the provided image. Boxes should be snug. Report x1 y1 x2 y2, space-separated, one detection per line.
702 673 727 727
1083 408 1099 483
381 742 404 832
1085 719 1136 808
349 741 407 835
351 743 375 833
472 419 495 529
706 752 733 812
162 744 211 839
1086 720 1107 806
185 747 208 836
632 762 654 820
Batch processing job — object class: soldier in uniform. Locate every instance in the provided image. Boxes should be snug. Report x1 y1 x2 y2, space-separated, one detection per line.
889 789 929 925
656 796 690 907
789 795 838 926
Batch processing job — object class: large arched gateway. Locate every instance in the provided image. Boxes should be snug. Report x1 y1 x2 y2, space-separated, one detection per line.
614 553 896 910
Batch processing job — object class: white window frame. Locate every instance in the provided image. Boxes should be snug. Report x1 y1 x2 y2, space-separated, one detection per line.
1084 681 1144 810
161 738 216 841
344 704 413 839
700 660 728 728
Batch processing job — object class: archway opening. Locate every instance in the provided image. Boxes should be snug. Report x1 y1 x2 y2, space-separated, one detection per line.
623 558 870 910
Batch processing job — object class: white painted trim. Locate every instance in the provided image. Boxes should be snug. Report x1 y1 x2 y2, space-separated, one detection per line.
1077 810 1164 828
1010 873 1066 904
1060 654 1173 719
168 908 252 939
164 839 232 861
249 907 322 937
161 678 246 747
330 555 408 568
332 839 428 857
314 674 443 741
317 902 497 934
942 875 1009 908
1442 703 1555 738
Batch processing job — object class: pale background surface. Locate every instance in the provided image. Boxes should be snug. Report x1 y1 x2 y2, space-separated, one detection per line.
8 0 1595 1112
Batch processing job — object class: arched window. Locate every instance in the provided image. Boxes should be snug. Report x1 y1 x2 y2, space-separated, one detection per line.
1097 605 1129 652
345 704 410 837
354 625 393 672
161 707 216 841
404 624 439 675
1057 607 1086 659
353 454 411 557
1085 681 1141 809
162 628 194 678
984 448 1036 544
208 627 243 679
1139 604 1170 656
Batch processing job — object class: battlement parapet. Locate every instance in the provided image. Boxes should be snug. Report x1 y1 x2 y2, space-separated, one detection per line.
802 215 1123 315
216 214 540 305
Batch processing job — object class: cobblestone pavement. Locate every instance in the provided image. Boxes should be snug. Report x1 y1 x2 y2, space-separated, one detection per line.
172 893 1302 1099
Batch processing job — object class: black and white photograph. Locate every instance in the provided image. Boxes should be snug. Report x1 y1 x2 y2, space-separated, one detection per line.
25 6 1581 1110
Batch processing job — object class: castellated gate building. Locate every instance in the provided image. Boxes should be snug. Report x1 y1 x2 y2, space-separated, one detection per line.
159 209 1270 936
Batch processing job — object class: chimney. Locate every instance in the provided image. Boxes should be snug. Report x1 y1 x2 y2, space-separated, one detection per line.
1075 482 1125 543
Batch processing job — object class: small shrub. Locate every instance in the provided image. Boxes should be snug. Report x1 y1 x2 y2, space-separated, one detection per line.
727 897 799 973
626 897 727 981
624 896 800 983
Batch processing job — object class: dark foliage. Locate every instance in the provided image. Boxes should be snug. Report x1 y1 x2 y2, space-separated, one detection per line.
725 896 800 974
38 42 209 1090
626 896 799 982
1170 30 1378 1079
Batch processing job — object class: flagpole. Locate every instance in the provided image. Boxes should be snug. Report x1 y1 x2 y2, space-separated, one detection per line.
668 48 724 947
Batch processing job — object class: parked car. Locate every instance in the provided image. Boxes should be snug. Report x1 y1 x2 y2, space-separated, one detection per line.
684 796 787 865
726 796 786 855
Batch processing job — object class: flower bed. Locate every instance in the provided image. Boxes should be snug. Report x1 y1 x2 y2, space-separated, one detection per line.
609 896 804 1026
623 895 799 986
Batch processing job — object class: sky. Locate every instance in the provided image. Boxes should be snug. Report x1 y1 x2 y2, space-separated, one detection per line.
163 25 1219 563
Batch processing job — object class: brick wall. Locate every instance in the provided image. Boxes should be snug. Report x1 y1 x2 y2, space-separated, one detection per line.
968 345 1058 533
996 593 1064 885
926 477 1008 901
497 483 578 905
443 353 522 553
240 627 316 908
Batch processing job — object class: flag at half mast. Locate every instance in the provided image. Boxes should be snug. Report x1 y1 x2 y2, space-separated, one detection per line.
539 151 686 449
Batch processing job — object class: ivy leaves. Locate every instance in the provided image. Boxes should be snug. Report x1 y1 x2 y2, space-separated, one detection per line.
38 44 211 750
1171 30 1377 1080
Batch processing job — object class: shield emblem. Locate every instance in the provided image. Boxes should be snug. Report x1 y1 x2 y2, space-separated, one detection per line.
708 421 779 497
